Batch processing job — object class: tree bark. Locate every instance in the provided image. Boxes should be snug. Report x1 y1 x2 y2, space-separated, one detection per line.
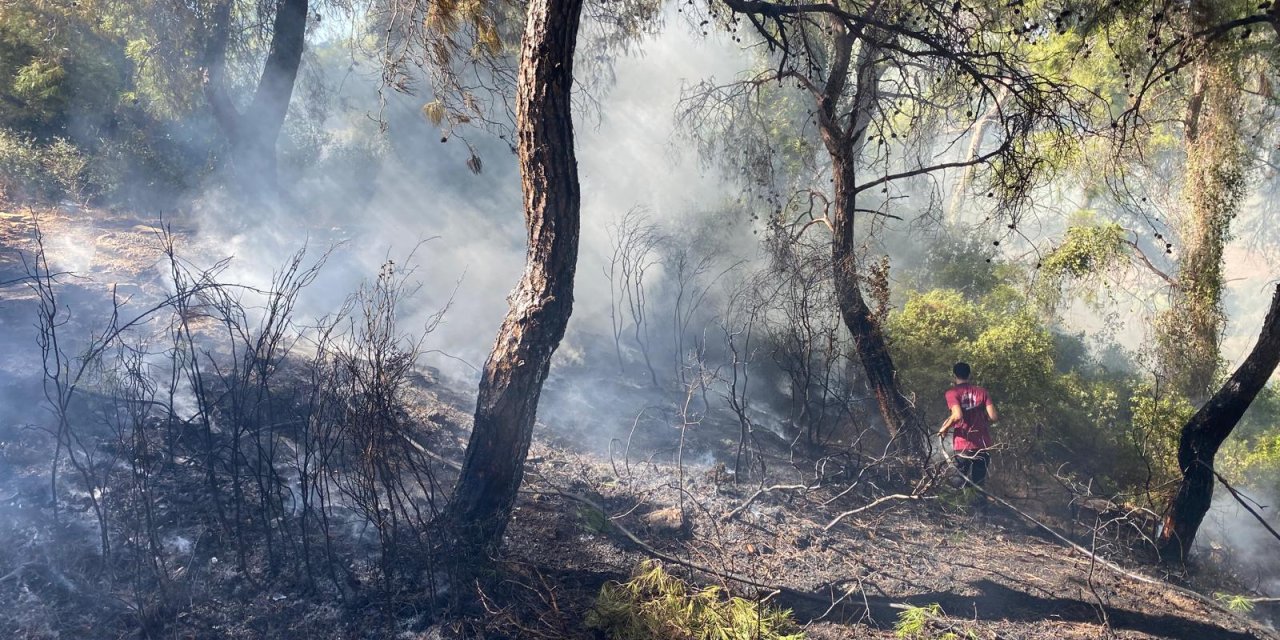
819 27 928 459
444 0 584 555
202 0 309 191
1158 285 1280 562
831 155 928 459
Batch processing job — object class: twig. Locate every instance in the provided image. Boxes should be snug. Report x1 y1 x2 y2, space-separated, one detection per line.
1086 522 1111 629
1209 465 1280 548
398 431 462 470
934 436 1274 626
531 484 834 606
723 484 811 522
824 494 930 531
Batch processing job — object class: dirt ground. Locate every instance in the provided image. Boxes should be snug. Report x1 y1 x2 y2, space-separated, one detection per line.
0 203 1276 639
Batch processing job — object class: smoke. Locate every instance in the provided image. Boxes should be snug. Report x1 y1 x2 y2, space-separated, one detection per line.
6 0 1279 513
172 12 752 382
1196 485 1280 599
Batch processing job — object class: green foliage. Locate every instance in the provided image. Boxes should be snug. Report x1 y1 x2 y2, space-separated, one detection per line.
0 1 219 205
909 233 1004 299
970 312 1055 402
889 285 1062 457
0 130 44 199
585 561 804 640
894 603 942 639
1214 592 1257 613
1128 383 1195 484
576 505 610 534
1034 214 1127 312
0 131 91 201
1222 431 1280 499
893 603 976 640
1219 385 1280 497
888 233 1175 493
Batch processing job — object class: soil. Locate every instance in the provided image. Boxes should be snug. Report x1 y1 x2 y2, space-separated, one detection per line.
0 202 1276 640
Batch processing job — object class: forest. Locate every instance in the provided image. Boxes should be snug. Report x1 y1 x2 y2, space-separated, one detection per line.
2 0 1280 638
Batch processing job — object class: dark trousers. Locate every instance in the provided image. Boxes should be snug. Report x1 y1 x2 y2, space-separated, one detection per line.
954 450 990 489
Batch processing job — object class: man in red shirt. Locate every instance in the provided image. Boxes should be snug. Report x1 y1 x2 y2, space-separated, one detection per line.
938 362 998 497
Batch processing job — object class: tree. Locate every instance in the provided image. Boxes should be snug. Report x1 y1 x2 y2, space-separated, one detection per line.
686 0 1083 459
1158 285 1280 562
1081 0 1280 562
1145 1 1250 403
443 0 586 555
202 0 312 192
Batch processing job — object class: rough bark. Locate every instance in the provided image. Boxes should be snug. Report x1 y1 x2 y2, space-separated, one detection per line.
1158 285 1280 562
818 27 928 459
444 0 584 555
203 0 309 191
830 156 928 459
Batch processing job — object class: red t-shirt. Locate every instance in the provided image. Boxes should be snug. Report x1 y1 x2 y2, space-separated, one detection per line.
945 383 993 452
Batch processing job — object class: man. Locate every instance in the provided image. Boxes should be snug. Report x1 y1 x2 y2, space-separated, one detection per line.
937 362 998 498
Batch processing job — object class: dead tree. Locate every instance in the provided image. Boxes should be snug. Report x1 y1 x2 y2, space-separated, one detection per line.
444 0 586 556
605 208 662 387
1158 284 1280 562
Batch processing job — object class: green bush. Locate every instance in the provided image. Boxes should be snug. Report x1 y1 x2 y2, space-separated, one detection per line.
0 130 43 199
585 560 804 640
1221 433 1280 497
1128 382 1195 485
888 282 1160 492
0 131 92 202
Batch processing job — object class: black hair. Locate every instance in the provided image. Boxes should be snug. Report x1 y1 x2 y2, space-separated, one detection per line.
953 362 971 380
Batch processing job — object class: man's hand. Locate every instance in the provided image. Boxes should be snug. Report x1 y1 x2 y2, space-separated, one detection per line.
937 423 950 438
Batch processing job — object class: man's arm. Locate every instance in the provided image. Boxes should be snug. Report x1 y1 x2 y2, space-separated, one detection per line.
986 400 998 423
938 404 963 437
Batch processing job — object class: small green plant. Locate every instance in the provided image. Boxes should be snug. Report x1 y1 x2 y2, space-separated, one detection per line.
894 603 979 639
585 560 804 640
576 504 611 534
894 603 943 639
1214 592 1256 613
938 485 980 512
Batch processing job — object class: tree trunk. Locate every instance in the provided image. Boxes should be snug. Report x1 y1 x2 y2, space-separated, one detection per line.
947 86 1008 224
1158 285 1280 562
203 0 309 192
830 157 928 459
1157 3 1246 404
444 0 584 555
817 27 928 460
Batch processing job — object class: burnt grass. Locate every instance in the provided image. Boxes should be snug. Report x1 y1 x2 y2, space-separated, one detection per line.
0 204 1277 639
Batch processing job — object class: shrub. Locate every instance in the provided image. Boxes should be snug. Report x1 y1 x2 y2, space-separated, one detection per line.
0 131 94 202
0 130 44 199
585 560 804 640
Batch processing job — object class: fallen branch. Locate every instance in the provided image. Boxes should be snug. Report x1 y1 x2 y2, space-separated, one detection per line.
526 480 838 608
399 431 462 471
934 436 1274 629
824 494 929 531
1209 465 1280 548
723 484 811 522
